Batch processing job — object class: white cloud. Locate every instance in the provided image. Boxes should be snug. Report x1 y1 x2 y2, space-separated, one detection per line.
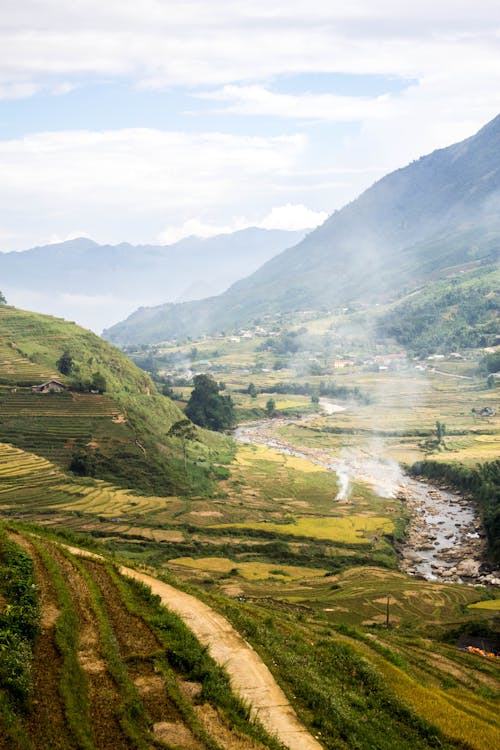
197 85 393 121
258 203 328 230
0 128 310 250
0 2 499 250
0 2 499 89
158 202 327 243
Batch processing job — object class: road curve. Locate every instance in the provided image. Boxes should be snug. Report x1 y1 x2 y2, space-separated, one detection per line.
61 544 323 750
120 565 324 750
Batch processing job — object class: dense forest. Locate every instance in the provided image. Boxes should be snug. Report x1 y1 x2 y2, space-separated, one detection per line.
378 268 498 356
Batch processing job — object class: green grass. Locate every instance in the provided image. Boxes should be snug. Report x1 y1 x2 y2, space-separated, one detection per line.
0 531 40 711
0 305 234 498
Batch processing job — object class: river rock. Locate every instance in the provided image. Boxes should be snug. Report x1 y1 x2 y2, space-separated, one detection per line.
480 574 500 586
456 559 480 577
440 568 456 578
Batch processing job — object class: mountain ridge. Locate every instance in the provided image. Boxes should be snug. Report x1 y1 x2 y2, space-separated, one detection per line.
0 228 306 333
104 114 500 345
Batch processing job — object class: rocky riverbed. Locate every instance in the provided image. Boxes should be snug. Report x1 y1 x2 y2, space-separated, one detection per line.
397 478 500 585
234 409 499 587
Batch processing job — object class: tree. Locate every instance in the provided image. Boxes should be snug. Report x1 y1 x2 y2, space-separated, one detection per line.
69 448 96 477
91 371 107 393
247 382 258 399
265 398 276 417
0 291 6 305
435 420 446 444
185 374 235 431
56 349 73 375
168 419 197 469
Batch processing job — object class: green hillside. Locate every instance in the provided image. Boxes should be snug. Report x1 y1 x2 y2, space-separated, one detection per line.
378 265 500 356
0 528 283 750
0 305 232 496
1 524 499 750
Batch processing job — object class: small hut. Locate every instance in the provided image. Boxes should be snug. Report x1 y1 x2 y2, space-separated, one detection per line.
31 379 67 394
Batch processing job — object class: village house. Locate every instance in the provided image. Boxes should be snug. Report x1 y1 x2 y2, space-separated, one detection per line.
333 359 354 369
31 379 68 393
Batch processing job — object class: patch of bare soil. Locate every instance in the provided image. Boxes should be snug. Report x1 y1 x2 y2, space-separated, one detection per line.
153 720 203 749
81 559 159 658
10 534 75 750
130 661 184 724
195 703 266 750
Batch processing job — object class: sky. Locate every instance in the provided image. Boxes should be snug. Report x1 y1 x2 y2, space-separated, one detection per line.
0 0 499 252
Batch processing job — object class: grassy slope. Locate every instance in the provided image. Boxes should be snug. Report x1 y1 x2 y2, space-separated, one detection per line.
0 528 282 750
2 524 498 750
0 305 233 496
378 265 499 356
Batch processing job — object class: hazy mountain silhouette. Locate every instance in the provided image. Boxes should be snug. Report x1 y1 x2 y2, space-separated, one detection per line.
0 228 305 332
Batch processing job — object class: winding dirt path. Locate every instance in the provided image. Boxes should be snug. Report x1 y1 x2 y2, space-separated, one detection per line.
62 545 323 750
122 567 323 750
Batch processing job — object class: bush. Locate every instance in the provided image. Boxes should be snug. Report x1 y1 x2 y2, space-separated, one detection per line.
0 532 40 709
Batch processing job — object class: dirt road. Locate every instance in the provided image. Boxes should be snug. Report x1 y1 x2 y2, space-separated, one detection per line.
62 545 323 750
120 566 323 750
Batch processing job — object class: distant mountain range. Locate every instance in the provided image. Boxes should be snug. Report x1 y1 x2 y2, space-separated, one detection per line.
104 114 500 346
0 228 305 333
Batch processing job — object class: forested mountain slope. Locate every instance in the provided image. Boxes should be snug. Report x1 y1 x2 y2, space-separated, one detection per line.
105 114 500 345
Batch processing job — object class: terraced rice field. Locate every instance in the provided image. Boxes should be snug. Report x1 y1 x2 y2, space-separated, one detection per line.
214 515 394 543
0 529 284 750
0 341 59 385
279 566 489 626
0 442 174 521
169 556 329 581
0 388 133 467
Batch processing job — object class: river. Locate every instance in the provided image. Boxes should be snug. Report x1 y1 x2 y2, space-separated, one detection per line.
233 403 497 586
